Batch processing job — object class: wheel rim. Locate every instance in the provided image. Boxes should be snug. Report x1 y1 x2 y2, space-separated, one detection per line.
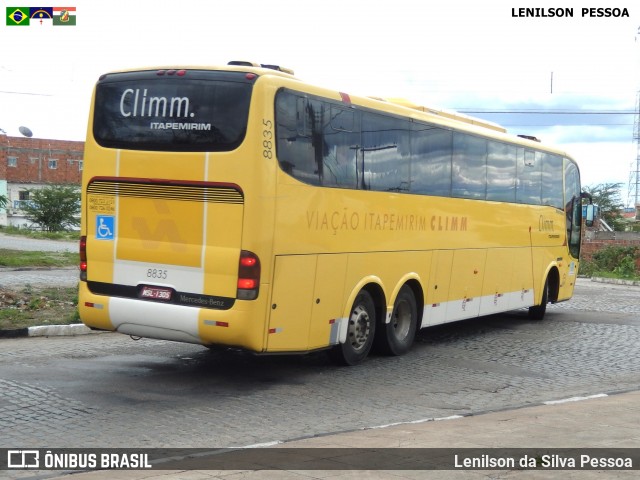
348 304 371 352
392 299 412 341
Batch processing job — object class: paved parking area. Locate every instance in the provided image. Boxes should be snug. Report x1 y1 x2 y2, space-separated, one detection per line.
0 233 77 253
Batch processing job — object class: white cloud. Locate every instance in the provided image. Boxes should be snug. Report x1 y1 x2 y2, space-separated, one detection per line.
1 0 638 190
562 141 636 205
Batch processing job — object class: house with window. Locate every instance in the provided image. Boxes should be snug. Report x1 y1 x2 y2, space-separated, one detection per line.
0 134 84 227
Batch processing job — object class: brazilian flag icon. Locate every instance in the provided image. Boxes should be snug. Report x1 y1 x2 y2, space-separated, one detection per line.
6 7 30 26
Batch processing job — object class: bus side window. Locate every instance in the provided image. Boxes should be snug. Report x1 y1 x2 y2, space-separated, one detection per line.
275 91 321 185
410 124 452 197
296 97 310 137
452 132 487 200
541 153 564 209
486 141 516 202
321 106 359 189
516 149 541 205
362 112 410 192
330 105 355 132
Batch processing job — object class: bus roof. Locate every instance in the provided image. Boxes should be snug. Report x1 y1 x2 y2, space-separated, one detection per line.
383 98 507 134
98 62 297 80
94 62 575 163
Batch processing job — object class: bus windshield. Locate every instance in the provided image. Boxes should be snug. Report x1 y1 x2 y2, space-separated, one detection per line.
93 70 254 152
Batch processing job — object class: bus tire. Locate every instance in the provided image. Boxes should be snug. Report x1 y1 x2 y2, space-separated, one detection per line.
376 285 418 356
528 277 549 320
330 290 376 366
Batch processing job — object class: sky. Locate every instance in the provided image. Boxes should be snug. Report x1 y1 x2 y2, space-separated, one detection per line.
1 0 639 204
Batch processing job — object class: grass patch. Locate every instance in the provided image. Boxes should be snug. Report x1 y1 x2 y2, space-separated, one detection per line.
589 271 640 282
0 226 81 330
0 285 79 330
0 249 78 268
0 225 80 242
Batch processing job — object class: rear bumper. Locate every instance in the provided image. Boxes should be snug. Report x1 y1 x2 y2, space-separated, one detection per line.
79 282 268 351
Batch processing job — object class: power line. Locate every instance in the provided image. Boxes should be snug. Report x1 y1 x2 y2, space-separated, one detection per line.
502 123 633 127
457 110 635 115
0 90 52 96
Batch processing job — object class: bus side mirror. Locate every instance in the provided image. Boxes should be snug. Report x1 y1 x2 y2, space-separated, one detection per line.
585 204 595 227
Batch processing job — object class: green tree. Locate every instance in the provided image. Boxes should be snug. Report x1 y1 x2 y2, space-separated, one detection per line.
583 182 625 231
22 185 80 232
0 194 8 210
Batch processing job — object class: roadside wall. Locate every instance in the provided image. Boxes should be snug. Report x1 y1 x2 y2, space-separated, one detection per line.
582 230 640 268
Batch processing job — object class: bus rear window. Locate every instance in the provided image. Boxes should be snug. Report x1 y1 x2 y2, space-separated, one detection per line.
93 70 253 152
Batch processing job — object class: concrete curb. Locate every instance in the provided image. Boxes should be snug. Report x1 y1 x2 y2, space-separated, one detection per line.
0 266 78 272
28 323 103 337
0 323 105 339
1 276 636 340
591 276 640 286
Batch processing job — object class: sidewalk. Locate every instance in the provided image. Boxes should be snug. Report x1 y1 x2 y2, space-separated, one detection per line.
40 390 639 479
0 232 79 290
0 232 77 253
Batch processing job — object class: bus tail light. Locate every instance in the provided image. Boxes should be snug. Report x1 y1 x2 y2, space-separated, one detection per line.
237 250 260 300
79 235 87 281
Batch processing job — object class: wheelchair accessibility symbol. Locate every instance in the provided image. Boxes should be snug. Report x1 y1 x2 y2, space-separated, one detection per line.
96 215 115 240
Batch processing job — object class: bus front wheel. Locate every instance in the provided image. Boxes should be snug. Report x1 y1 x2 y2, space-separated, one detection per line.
376 285 418 356
330 290 376 366
528 277 549 320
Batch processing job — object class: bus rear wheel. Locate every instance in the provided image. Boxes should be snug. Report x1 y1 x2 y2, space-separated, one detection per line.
376 285 418 356
330 290 376 366
528 277 549 320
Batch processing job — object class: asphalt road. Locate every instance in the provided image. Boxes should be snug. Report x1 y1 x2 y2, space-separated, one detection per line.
0 233 79 288
0 233 77 253
1 232 639 453
1 280 639 451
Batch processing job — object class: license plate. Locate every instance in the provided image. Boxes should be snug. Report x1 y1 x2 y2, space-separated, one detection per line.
140 286 172 301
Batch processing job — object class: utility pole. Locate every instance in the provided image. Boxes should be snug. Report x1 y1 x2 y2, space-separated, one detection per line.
629 26 640 218
629 91 640 218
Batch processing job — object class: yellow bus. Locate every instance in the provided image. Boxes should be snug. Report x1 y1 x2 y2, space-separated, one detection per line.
79 61 583 365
